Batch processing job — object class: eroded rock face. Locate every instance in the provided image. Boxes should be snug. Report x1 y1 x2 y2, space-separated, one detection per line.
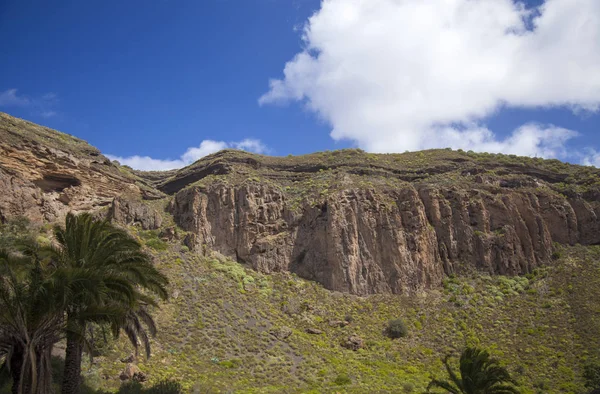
107 197 163 230
0 113 159 224
169 182 600 295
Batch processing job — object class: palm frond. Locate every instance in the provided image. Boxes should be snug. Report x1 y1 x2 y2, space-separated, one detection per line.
427 378 462 394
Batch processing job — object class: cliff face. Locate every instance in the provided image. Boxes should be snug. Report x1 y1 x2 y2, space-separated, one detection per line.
169 183 442 294
2 112 600 295
168 178 599 295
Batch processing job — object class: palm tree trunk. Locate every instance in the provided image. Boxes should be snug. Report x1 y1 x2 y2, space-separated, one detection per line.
37 346 55 394
9 343 54 394
9 344 24 394
61 328 83 394
10 351 23 394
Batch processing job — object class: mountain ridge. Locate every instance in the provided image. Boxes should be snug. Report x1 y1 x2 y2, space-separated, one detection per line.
1 111 600 295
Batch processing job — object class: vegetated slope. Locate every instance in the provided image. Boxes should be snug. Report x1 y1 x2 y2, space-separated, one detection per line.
82 232 600 393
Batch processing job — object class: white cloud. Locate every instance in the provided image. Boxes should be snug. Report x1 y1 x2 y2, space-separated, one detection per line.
105 156 184 171
260 0 600 159
179 140 230 165
0 89 29 107
582 149 600 168
234 139 268 153
107 139 268 171
429 123 578 158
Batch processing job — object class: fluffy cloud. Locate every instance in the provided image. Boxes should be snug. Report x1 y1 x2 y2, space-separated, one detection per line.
260 0 600 158
107 139 268 171
429 123 578 158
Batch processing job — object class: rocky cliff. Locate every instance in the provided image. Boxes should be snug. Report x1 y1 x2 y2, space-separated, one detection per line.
158 149 600 295
165 172 600 295
0 112 163 223
2 112 600 295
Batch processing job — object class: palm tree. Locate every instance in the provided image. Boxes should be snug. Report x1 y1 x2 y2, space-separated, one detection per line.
47 213 168 394
427 347 520 394
0 249 62 394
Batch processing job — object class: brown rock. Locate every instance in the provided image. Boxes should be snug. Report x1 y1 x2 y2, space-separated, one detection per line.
119 363 147 382
306 328 323 335
107 197 162 230
0 113 161 224
342 334 364 351
120 354 135 363
3 113 600 297
183 233 199 252
329 320 350 328
132 371 147 383
159 226 177 241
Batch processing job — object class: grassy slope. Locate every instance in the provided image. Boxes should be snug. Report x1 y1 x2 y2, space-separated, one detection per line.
0 112 102 156
83 228 600 393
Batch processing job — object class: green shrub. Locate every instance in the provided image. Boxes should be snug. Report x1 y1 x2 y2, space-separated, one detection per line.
333 373 351 386
138 230 168 251
117 382 144 394
146 380 183 394
386 318 408 339
145 238 168 251
218 359 241 369
0 216 33 249
117 380 183 394
584 362 600 389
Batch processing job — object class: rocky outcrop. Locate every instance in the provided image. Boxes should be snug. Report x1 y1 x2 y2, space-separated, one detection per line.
342 335 364 351
0 112 159 224
169 181 600 295
119 363 146 382
107 197 162 230
0 167 46 223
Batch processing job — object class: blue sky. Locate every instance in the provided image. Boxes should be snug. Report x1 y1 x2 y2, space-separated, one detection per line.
1 0 599 170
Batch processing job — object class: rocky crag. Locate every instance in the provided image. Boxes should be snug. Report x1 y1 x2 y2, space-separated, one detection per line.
0 112 163 224
2 112 599 295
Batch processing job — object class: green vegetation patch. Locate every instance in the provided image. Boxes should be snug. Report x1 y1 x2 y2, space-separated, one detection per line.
77 243 600 393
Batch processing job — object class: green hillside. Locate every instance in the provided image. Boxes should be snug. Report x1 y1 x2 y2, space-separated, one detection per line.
77 224 600 393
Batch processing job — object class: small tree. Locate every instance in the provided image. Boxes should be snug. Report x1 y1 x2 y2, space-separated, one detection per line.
385 318 408 339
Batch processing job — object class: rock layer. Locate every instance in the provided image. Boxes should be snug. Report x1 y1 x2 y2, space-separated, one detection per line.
0 112 160 223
